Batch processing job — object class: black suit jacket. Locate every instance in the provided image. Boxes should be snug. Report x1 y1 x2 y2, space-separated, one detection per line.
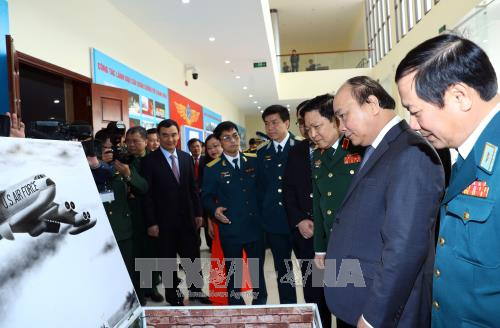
141 148 202 229
283 139 313 227
192 155 206 192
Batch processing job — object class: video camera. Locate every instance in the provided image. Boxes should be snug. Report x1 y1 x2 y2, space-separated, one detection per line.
104 121 135 165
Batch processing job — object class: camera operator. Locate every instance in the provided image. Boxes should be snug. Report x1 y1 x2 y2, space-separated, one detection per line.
93 127 143 300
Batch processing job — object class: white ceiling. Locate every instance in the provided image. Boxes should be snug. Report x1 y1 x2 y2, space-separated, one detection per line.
108 0 365 115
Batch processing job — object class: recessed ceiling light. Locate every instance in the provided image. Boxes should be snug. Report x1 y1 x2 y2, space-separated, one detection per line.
483 39 488 43
260 110 264 113
286 104 290 108
243 86 248 90
182 0 190 3
224 60 231 64
253 101 258 104
208 36 215 42
249 94 254 98
235 75 240 79
53 99 60 104
257 106 262 109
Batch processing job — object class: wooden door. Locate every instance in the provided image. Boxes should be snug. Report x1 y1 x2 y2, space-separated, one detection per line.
6 35 21 116
91 84 128 133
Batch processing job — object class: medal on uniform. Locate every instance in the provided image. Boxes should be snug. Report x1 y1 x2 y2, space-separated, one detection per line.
265 155 272 161
462 180 489 198
314 159 321 168
221 171 231 178
344 153 361 164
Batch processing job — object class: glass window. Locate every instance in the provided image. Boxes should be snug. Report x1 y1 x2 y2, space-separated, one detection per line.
415 0 423 22
424 0 432 13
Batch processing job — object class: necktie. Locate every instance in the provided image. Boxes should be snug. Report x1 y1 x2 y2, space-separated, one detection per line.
170 154 180 183
232 158 240 171
194 157 199 180
451 153 464 180
360 145 375 170
277 144 283 157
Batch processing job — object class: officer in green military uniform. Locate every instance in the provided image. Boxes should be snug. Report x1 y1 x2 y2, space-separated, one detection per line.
202 121 267 305
301 94 364 272
257 105 299 304
93 130 138 296
125 126 164 304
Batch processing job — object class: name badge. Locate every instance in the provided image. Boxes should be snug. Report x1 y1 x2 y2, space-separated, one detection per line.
100 191 115 203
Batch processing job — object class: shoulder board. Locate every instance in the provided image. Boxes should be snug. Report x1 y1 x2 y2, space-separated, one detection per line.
206 158 221 167
243 152 257 158
294 135 304 141
256 140 270 151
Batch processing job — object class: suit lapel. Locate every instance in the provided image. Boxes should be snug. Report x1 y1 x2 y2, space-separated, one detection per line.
340 121 406 208
442 152 477 203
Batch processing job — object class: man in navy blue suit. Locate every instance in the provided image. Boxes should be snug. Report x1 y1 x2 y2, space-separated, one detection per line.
324 76 444 327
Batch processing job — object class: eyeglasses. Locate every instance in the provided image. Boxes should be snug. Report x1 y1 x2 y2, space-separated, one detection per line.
221 133 240 142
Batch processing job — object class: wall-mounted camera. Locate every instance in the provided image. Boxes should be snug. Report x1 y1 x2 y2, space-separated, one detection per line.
184 65 199 86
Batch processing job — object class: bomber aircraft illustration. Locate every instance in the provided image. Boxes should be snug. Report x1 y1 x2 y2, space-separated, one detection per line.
0 174 96 240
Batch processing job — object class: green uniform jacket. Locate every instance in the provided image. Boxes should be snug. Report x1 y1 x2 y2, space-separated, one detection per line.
201 152 262 244
312 137 364 252
128 156 149 248
103 163 145 242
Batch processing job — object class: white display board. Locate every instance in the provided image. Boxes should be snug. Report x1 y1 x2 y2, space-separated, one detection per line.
0 137 141 328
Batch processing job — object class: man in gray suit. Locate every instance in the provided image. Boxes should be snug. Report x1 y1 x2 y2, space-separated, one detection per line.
324 76 444 327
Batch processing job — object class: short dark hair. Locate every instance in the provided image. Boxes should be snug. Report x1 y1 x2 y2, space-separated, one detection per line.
94 128 110 143
262 105 290 122
126 126 147 140
296 99 310 118
395 34 498 107
249 138 257 146
188 138 202 148
301 94 337 122
345 76 395 110
146 128 158 135
213 121 239 140
157 119 179 132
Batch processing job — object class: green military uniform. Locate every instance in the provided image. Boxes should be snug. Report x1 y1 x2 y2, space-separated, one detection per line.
127 154 163 299
102 164 139 293
312 136 364 253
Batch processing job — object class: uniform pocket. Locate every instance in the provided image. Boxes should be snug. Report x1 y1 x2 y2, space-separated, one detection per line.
447 196 499 268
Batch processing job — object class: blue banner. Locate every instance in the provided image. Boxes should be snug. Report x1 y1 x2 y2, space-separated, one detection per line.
92 48 169 127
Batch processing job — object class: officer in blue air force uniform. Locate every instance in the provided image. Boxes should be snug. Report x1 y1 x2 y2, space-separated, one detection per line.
396 34 500 328
201 121 267 305
256 105 298 304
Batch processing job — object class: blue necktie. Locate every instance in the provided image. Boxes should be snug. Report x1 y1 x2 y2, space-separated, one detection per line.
360 145 375 169
232 158 240 171
451 153 464 180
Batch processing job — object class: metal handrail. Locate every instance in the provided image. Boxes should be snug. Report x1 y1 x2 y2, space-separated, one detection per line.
277 49 374 57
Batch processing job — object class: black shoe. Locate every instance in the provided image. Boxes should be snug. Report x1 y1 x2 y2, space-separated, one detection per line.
145 287 164 303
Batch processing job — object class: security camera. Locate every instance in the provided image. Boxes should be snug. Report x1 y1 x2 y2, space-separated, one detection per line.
192 72 199 80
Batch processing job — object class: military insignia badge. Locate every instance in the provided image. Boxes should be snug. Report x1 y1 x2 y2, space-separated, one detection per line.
462 180 489 198
342 138 350 150
344 153 361 164
265 155 272 161
480 142 497 173
221 171 231 178
245 167 255 173
314 159 321 168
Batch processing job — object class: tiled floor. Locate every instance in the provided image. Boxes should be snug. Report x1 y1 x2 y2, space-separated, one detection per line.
144 228 336 327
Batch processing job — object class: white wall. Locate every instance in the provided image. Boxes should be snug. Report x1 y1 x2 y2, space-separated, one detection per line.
8 0 245 124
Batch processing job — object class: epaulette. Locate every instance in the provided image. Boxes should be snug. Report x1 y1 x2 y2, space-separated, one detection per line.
295 135 305 141
243 152 257 158
256 140 270 151
206 157 221 167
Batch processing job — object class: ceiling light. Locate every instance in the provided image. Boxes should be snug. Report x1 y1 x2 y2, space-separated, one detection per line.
208 36 215 42
53 99 60 104
253 101 258 104
286 104 290 108
257 106 261 109
249 94 253 98
235 75 240 79
224 60 231 64
181 0 190 3
483 39 488 43
260 110 264 113
243 86 248 90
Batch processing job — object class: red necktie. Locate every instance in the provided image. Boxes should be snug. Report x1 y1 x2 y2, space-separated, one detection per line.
194 157 199 180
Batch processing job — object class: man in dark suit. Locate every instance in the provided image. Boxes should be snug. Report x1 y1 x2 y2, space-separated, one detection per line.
141 119 208 306
202 121 267 305
283 99 331 327
257 105 298 304
188 137 210 249
324 76 444 327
